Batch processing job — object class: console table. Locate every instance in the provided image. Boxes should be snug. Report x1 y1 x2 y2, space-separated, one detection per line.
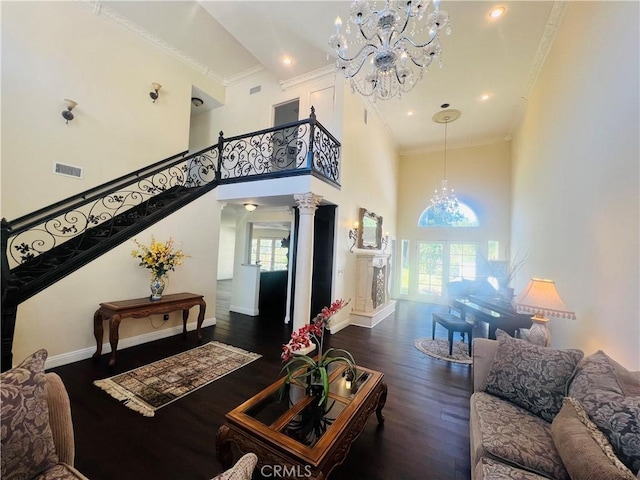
93 292 206 367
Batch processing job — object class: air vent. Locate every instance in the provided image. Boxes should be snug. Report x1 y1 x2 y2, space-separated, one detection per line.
249 85 261 95
53 162 83 179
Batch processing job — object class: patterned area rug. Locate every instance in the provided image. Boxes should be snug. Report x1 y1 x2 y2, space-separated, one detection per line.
414 337 473 365
94 341 261 416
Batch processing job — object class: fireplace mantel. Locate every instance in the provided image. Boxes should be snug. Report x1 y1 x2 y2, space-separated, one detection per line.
351 252 395 328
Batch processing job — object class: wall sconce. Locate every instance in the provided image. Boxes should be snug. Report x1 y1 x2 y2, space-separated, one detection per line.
381 232 390 253
61 99 77 124
244 203 257 212
149 83 162 103
348 221 359 253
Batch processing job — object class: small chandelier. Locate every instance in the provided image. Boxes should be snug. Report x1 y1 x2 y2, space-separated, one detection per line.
426 109 463 226
329 0 451 101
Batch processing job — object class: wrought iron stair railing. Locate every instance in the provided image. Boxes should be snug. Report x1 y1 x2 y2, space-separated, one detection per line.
1 107 340 370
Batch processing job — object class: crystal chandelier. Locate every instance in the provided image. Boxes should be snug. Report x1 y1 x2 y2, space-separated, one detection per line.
329 0 451 101
426 109 464 226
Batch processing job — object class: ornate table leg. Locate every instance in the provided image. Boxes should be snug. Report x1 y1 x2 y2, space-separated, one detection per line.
216 424 233 470
376 382 388 424
182 309 189 336
93 310 104 359
196 298 206 341
108 315 121 367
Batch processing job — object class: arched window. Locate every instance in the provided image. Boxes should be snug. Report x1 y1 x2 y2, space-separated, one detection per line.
418 201 479 227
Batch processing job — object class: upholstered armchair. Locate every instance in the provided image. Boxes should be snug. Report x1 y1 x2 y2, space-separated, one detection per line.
1 349 89 480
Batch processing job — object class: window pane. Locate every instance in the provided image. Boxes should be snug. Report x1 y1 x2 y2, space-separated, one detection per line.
418 201 479 227
250 239 258 265
273 245 289 271
488 241 499 261
417 242 444 296
258 240 273 271
400 240 410 295
449 242 477 281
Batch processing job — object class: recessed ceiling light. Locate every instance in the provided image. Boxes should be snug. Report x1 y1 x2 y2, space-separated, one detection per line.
282 57 293 66
490 6 506 19
407 111 414 116
481 94 490 101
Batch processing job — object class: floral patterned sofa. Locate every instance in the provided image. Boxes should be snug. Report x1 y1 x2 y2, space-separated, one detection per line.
470 333 640 480
1 349 89 480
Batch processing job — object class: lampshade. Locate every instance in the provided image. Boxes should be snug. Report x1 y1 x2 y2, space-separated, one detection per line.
514 278 576 320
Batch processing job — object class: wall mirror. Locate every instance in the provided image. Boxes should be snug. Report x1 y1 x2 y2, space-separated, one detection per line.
357 207 383 250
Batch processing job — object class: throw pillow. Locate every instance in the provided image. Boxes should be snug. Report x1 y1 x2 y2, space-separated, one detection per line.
1 349 59 479
568 351 640 475
551 397 636 480
484 330 583 422
212 453 258 480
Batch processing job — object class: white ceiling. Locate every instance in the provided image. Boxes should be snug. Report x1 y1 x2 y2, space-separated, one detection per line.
105 1 560 152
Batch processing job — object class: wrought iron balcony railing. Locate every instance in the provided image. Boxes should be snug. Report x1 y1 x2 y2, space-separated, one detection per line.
219 106 341 186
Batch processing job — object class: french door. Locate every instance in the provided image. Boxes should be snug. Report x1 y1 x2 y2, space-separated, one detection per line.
416 241 478 301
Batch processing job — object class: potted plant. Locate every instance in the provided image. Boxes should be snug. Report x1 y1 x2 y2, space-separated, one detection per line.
486 250 528 301
131 236 188 301
279 299 356 406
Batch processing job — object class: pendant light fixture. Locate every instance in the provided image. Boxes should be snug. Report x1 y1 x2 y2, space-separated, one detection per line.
425 108 463 226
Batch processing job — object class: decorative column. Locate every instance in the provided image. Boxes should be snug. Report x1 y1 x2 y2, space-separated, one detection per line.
292 193 323 331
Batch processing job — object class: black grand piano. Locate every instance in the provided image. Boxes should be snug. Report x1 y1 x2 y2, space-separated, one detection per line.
453 295 533 339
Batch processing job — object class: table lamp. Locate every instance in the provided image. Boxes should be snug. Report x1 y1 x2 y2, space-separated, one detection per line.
514 278 576 346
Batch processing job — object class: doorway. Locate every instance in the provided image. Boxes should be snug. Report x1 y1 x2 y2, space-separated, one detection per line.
272 99 300 171
290 205 336 321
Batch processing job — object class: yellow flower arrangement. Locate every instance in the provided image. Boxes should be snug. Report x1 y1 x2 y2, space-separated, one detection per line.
131 236 188 279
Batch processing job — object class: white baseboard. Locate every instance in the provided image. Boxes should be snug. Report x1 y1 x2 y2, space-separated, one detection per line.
328 317 350 334
229 305 259 316
350 301 396 329
45 317 217 369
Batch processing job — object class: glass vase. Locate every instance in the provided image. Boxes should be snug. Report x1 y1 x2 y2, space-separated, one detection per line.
150 276 166 301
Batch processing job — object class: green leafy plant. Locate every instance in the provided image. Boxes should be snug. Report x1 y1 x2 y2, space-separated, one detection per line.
279 299 356 406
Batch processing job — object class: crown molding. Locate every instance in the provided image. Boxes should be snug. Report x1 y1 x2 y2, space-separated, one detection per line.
400 136 511 157
223 65 266 87
508 1 568 136
279 64 336 91
86 1 230 85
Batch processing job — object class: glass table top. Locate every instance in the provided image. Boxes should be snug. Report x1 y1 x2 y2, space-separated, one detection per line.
241 365 372 448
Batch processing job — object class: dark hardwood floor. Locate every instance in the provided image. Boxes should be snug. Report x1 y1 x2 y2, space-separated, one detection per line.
49 281 473 480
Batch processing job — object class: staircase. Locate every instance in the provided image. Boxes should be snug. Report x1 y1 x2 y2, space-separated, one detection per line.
5 184 208 305
1 107 341 370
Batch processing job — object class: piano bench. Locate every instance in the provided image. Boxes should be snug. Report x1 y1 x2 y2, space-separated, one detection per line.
432 313 473 356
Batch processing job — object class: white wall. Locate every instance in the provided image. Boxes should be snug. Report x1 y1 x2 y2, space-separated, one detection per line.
511 2 639 369
2 1 225 366
13 192 222 367
1 1 224 218
336 90 400 321
398 142 513 302
190 69 342 148
217 224 236 279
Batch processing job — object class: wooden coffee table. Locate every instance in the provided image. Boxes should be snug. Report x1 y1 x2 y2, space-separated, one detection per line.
216 363 387 480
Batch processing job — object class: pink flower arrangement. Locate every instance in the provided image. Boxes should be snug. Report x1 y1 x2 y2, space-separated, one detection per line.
279 298 355 406
281 299 349 361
